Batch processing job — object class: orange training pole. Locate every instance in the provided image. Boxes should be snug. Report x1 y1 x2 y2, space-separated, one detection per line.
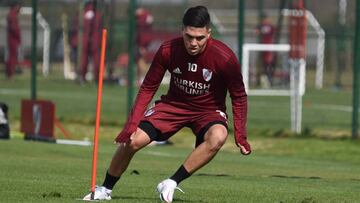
91 29 107 199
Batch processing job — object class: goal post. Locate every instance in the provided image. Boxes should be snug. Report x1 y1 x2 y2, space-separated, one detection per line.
288 0 307 133
20 7 51 77
242 43 306 133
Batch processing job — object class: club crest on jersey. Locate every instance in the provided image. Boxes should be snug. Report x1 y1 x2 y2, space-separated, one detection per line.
202 68 213 82
144 108 155 117
216 110 227 120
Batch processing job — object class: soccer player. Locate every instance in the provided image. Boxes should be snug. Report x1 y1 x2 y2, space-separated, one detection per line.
135 7 154 85
76 0 103 84
83 5 251 202
255 15 276 87
6 2 21 79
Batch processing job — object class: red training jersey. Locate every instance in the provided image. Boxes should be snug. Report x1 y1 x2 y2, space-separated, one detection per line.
259 22 275 44
7 7 21 46
118 37 248 145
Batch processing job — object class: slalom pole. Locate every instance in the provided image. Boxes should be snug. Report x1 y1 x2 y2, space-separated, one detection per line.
90 29 107 200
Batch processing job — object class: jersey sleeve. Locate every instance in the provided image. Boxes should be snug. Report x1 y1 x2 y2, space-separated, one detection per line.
223 55 248 146
115 45 167 143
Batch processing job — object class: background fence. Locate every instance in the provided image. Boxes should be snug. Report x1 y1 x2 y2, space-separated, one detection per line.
0 0 358 140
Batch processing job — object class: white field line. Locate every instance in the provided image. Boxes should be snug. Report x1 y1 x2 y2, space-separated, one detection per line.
250 101 353 113
141 150 181 158
56 139 92 146
0 88 28 96
0 88 95 99
311 104 352 112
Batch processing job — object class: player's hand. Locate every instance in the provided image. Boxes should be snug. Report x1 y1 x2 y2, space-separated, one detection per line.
115 121 137 143
115 130 131 143
237 140 251 155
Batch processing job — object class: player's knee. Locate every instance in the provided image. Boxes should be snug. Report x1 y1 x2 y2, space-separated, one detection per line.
126 130 150 151
126 139 144 151
205 125 227 151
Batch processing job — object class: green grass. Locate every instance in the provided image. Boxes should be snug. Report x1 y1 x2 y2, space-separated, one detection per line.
0 137 359 203
1 67 360 202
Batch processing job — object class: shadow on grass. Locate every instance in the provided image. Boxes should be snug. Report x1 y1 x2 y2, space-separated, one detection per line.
270 175 322 180
195 173 231 177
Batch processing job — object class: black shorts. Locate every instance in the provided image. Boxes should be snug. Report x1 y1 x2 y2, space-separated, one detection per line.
138 102 228 147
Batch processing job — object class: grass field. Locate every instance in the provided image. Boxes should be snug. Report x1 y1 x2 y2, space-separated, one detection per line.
1 68 360 202
1 137 359 203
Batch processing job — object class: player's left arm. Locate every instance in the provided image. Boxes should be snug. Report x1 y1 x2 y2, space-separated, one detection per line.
223 56 251 155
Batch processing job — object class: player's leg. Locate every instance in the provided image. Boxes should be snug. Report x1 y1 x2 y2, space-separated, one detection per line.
79 39 89 83
169 123 227 185
83 127 151 200
91 43 100 82
105 102 181 190
264 52 275 86
184 124 227 172
103 127 151 188
108 127 151 176
157 116 228 203
261 52 272 88
6 45 17 79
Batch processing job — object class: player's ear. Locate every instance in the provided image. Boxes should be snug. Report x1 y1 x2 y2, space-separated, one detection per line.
207 28 211 38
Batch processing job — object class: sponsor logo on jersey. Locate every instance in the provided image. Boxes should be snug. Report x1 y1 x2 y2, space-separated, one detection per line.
202 68 213 82
173 76 210 95
172 67 182 74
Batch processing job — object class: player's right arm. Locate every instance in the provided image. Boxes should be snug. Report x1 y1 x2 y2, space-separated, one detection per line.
115 45 168 143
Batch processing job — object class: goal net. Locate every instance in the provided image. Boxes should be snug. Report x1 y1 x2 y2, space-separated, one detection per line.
242 43 305 96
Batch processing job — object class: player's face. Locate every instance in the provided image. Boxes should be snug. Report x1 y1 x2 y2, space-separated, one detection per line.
182 26 211 56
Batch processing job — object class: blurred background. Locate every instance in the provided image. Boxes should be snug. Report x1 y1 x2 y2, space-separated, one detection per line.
0 0 359 143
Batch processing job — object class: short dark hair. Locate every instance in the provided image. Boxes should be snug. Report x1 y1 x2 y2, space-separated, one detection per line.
182 6 210 28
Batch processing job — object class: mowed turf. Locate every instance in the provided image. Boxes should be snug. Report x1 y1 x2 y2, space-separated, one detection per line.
1 69 360 202
0 136 359 203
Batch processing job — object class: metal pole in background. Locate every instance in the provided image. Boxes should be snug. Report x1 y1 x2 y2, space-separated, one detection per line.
352 0 360 139
238 0 245 63
334 0 348 89
106 0 116 81
274 0 287 44
257 0 264 44
289 0 306 134
271 0 288 73
31 0 38 100
257 0 264 23
77 1 84 77
127 0 136 114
